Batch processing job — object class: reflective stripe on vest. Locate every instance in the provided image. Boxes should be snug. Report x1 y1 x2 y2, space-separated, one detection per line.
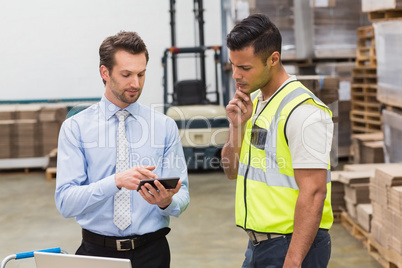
238 162 331 188
235 80 333 234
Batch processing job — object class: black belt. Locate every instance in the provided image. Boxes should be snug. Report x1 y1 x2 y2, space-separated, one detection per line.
82 228 170 251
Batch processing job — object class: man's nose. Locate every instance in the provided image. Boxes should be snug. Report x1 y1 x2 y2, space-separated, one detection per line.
232 67 242 80
130 76 139 88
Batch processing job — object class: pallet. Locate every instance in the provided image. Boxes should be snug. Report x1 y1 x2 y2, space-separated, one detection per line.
352 75 377 85
369 8 402 22
351 121 382 134
352 67 377 84
357 26 375 39
352 100 381 112
341 212 402 267
46 167 57 180
368 237 402 268
352 67 377 76
341 212 369 248
357 46 376 58
350 110 382 125
356 56 377 68
351 84 378 102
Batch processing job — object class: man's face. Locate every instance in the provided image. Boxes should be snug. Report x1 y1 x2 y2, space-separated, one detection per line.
102 49 147 108
229 46 271 94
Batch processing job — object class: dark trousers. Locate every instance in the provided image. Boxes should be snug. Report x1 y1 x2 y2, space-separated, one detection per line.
242 229 331 268
76 236 171 268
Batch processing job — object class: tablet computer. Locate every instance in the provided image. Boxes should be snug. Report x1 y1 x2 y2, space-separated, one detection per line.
136 177 180 191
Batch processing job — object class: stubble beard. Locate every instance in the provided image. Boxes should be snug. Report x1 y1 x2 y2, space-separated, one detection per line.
110 79 141 105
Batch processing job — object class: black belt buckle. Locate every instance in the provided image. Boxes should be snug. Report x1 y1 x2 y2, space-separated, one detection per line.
116 239 134 251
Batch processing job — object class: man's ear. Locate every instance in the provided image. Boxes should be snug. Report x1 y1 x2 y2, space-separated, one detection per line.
270 51 281 66
100 65 110 82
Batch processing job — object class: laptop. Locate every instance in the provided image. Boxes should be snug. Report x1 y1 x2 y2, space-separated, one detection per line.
34 251 131 268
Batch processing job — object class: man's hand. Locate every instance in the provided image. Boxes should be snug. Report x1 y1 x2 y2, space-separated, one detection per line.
138 180 182 209
221 89 253 180
226 89 253 129
115 165 158 190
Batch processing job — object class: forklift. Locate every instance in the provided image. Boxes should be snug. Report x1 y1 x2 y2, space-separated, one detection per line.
161 0 229 169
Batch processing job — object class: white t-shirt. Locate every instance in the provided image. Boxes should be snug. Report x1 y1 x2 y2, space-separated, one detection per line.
252 76 333 169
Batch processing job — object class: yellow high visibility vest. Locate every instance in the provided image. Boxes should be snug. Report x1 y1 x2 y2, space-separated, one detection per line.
235 80 333 234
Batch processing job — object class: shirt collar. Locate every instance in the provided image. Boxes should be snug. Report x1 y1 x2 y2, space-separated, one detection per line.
257 75 297 103
99 95 139 120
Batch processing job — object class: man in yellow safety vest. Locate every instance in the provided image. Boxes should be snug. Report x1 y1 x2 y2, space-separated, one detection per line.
222 14 334 268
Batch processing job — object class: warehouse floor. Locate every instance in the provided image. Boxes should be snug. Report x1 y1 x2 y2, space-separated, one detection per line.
0 169 381 268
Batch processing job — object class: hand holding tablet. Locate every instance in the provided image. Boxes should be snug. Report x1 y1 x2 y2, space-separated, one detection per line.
136 177 180 191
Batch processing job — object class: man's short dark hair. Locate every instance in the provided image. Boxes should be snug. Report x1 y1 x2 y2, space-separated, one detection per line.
99 31 149 84
226 14 282 64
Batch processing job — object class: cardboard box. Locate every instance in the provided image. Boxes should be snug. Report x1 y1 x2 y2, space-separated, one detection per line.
40 122 61 156
351 132 383 164
344 183 370 204
297 75 339 105
14 119 42 158
360 141 384 164
371 219 388 248
374 165 402 187
0 105 16 120
39 105 67 123
15 105 41 120
344 196 357 219
0 120 14 159
362 0 402 12
344 163 401 172
338 171 373 185
370 183 387 206
331 171 346 211
382 208 402 242
389 186 402 214
356 203 372 232
382 109 402 163
390 237 402 255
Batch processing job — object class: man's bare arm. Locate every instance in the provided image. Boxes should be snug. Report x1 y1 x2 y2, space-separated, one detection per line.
283 169 328 267
221 90 253 180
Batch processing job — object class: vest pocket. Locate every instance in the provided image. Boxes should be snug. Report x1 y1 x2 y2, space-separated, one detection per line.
250 124 267 150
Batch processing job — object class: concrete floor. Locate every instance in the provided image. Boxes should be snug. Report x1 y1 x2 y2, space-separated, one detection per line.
0 169 381 268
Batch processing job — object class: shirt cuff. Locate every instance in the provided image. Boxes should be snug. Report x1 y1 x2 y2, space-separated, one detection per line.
292 163 329 169
99 174 120 197
159 197 179 216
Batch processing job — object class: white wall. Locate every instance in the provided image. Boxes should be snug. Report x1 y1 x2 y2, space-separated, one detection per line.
0 0 223 108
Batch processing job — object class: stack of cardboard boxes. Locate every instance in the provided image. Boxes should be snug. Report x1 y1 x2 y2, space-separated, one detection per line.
0 104 67 161
351 132 384 164
370 165 402 254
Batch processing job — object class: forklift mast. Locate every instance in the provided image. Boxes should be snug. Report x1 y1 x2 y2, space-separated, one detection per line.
169 0 206 88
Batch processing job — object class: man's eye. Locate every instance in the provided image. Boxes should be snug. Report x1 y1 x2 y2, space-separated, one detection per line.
122 74 130 78
138 73 145 77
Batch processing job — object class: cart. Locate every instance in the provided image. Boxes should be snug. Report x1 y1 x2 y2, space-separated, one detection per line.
1 247 67 268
